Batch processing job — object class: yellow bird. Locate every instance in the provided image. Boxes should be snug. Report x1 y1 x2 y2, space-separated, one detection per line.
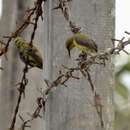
14 37 43 69
65 33 98 57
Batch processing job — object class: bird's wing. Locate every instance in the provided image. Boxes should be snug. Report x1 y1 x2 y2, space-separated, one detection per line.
74 35 98 52
22 47 43 68
28 49 43 67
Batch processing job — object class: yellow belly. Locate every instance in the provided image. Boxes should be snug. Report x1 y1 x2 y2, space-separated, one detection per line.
73 40 94 55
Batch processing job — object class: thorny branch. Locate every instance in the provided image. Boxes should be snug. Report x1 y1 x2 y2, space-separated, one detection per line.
8 0 45 130
0 0 129 129
18 97 44 130
0 0 44 56
30 0 44 45
45 0 130 127
42 36 130 128
9 65 28 130
53 0 105 127
53 0 81 33
17 34 130 129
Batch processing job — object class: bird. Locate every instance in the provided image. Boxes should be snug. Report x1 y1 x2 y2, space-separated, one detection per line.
65 33 98 57
14 37 43 69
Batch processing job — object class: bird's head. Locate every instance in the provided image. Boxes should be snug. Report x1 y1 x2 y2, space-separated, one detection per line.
65 37 74 57
14 37 25 52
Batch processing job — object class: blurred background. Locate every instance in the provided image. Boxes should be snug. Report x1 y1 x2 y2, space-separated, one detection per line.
115 0 130 129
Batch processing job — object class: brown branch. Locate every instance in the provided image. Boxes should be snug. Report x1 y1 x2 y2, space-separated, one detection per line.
53 0 81 34
18 97 45 130
41 36 130 128
8 0 130 128
0 0 45 57
94 93 104 127
9 65 28 130
8 0 46 129
30 0 44 45
85 70 94 92
2 0 130 129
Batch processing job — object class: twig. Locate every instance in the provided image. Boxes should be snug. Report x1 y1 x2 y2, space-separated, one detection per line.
9 65 28 130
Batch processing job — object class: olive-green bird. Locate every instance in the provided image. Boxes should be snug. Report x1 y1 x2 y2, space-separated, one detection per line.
14 37 43 69
65 33 98 57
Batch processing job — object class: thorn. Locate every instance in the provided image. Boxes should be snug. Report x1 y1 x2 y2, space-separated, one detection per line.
125 31 130 35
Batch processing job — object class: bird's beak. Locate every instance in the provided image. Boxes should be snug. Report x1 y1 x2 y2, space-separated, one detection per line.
67 48 71 57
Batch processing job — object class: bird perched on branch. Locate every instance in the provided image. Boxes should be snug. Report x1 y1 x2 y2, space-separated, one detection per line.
14 37 43 69
65 33 98 57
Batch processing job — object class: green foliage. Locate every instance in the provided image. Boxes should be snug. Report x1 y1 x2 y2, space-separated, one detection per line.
115 58 130 130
